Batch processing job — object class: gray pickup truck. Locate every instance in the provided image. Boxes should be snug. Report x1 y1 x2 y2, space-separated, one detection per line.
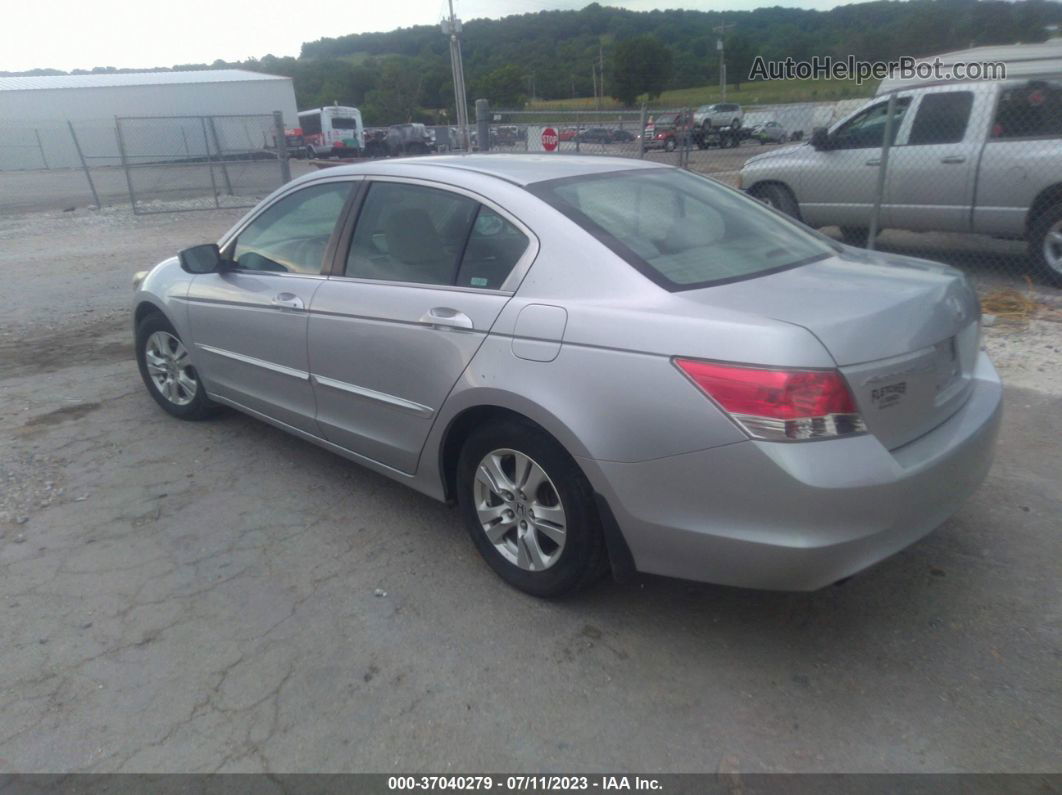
739 79 1062 283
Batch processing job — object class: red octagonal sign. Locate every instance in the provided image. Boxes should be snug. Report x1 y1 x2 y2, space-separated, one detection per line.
541 127 559 152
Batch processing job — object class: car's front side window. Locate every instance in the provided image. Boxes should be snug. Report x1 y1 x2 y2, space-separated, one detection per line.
232 182 352 275
345 182 529 289
832 98 911 149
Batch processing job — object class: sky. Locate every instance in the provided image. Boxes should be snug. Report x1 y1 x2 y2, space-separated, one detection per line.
0 0 861 73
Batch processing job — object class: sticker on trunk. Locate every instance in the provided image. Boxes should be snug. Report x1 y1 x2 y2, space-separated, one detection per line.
871 381 906 409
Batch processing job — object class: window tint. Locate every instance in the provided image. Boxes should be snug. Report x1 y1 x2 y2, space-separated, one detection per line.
992 81 1062 139
232 182 350 274
301 113 321 136
532 169 834 290
331 117 358 130
346 182 477 285
456 207 530 289
832 98 911 149
908 92 973 145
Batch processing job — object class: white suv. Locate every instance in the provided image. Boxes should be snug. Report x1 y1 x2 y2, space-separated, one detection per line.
693 103 744 131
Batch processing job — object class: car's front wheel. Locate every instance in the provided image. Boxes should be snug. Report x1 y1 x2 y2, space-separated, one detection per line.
749 183 800 220
664 138 676 152
456 419 607 597
136 313 217 420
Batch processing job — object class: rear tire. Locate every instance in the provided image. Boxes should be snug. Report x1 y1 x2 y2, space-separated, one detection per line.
456 419 607 598
136 313 218 421
749 183 800 220
1029 201 1062 286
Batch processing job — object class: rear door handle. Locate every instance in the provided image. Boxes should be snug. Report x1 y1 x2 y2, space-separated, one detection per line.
420 307 474 330
271 292 304 311
941 155 967 164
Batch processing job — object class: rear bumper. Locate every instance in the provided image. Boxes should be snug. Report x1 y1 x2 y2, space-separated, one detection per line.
579 352 1003 591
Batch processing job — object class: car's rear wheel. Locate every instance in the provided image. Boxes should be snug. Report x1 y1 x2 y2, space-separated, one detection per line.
749 183 800 220
456 419 607 597
1029 202 1062 286
730 118 741 129
136 313 217 420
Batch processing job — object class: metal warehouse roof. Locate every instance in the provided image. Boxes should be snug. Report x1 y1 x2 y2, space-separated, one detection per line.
0 69 291 92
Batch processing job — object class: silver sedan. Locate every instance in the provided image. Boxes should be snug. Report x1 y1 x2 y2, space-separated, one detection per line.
133 155 1002 597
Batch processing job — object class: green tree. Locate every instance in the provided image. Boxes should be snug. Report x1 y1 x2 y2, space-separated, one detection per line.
362 57 423 124
473 63 527 108
610 36 673 107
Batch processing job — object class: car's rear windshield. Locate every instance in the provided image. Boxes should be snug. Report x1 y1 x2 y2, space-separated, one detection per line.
528 168 836 290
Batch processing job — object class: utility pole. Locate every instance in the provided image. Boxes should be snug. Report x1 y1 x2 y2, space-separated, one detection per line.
598 42 605 109
713 21 735 101
442 0 470 150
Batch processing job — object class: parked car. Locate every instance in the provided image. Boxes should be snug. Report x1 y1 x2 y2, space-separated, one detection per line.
693 102 744 132
755 120 788 144
385 123 434 156
134 155 1001 597
574 128 615 144
739 78 1062 283
609 129 636 143
558 128 579 142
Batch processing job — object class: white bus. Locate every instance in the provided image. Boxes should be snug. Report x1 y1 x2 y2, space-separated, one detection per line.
297 106 365 158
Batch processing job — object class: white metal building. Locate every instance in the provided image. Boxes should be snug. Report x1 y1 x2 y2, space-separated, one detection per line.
0 70 298 170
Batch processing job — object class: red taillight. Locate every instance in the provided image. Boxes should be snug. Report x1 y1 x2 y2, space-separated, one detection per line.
674 358 865 441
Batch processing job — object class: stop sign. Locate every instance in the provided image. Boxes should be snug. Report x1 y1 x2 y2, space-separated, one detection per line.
541 127 559 152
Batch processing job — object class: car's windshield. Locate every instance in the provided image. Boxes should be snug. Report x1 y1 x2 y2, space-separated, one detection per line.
529 168 836 290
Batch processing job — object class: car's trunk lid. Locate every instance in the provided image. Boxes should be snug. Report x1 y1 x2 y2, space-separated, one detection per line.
682 252 981 449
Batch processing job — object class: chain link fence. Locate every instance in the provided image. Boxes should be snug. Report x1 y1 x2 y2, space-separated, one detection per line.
0 112 292 215
115 113 290 214
484 83 1062 295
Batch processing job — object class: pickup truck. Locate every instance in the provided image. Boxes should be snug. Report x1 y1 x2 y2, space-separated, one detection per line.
739 78 1062 283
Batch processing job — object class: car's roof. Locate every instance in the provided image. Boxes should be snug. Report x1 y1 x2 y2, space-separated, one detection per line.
302 154 663 187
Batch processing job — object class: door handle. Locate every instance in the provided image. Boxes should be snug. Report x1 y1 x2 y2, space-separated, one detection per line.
865 158 881 166
940 155 967 164
420 307 474 330
271 292 304 311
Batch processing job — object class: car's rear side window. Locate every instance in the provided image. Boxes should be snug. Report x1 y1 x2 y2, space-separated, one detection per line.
529 169 835 290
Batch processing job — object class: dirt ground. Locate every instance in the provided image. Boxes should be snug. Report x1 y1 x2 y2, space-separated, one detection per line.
0 202 1060 774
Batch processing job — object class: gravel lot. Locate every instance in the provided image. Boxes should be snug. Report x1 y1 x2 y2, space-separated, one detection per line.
0 196 1060 774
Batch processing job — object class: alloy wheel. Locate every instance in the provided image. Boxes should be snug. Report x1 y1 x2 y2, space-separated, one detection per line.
473 448 567 572
1044 218 1062 275
144 331 198 406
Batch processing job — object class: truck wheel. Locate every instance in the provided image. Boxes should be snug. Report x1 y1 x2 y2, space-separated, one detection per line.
749 183 800 220
305 146 316 160
665 138 676 152
1030 202 1062 286
730 118 741 129
840 227 871 247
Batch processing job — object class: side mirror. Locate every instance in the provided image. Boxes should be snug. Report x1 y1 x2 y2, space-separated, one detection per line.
178 243 223 274
810 127 830 150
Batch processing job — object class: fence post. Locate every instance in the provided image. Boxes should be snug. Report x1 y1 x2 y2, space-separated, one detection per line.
67 122 100 210
475 99 490 153
639 104 647 159
113 117 138 212
206 116 233 196
199 116 221 209
575 111 581 154
274 111 291 184
34 129 50 170
866 92 896 250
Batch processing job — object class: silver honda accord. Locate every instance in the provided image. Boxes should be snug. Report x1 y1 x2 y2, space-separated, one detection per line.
132 155 1002 597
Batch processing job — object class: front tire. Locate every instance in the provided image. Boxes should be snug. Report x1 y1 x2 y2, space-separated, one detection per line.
136 313 217 420
664 138 676 152
456 419 607 597
1029 202 1062 286
840 226 871 247
749 183 800 220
